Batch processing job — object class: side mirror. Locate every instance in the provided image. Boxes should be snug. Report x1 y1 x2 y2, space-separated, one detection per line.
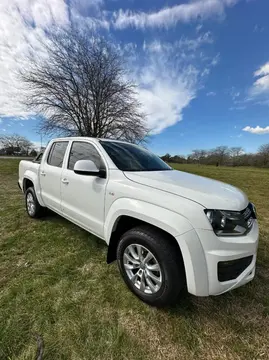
74 160 106 178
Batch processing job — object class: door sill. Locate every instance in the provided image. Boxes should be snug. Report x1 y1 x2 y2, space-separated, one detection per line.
46 206 106 243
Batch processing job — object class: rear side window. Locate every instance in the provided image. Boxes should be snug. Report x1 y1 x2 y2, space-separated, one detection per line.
47 142 68 167
68 142 102 170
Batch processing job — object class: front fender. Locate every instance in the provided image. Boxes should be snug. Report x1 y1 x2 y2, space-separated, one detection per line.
23 171 45 207
104 198 193 244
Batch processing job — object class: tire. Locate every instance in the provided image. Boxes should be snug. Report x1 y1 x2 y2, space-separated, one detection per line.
25 187 44 218
117 225 185 307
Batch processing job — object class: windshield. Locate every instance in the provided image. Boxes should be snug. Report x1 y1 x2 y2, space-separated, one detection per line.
100 141 172 172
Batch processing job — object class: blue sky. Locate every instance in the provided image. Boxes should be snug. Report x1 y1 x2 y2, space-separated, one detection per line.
0 0 269 155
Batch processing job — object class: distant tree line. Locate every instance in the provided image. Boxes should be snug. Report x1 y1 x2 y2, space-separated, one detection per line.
161 144 269 167
2 133 269 168
0 134 37 157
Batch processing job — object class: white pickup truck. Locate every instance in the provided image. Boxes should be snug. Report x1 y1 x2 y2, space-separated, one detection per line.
18 137 259 306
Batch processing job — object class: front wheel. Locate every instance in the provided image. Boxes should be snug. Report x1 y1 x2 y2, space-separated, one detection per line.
117 225 185 307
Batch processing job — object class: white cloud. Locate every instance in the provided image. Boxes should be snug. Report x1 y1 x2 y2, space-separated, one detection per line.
252 75 269 93
206 91 216 96
196 24 203 32
143 32 213 53
0 0 108 119
229 105 246 110
71 0 104 13
0 1 219 135
113 0 240 29
249 62 269 97
31 141 42 150
130 34 217 134
0 0 70 118
137 78 196 134
229 87 240 100
254 24 264 33
243 125 269 134
254 63 269 77
211 53 220 66
70 0 109 30
31 140 50 150
230 133 242 138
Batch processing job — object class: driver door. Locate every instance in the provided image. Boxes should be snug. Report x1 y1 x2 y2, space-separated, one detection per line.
61 141 107 238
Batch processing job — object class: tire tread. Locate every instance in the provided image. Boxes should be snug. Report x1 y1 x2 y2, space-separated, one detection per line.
117 224 185 307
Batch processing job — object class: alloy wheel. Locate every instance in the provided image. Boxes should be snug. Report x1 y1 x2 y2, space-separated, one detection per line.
123 244 162 294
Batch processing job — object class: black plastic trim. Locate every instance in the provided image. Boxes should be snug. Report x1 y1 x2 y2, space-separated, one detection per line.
218 255 253 282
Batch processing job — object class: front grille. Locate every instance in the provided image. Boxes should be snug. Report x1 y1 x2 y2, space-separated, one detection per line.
242 207 252 220
240 203 256 232
218 255 253 282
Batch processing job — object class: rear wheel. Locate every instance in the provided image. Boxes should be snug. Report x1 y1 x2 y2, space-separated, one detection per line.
117 225 185 307
25 187 44 218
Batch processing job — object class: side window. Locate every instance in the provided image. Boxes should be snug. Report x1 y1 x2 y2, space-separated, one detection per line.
36 153 43 162
47 142 68 168
68 142 102 170
33 153 43 164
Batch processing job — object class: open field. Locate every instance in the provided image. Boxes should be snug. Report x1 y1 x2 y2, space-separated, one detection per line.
0 157 33 160
0 159 268 360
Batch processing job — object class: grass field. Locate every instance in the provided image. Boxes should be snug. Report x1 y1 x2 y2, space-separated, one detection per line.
0 159 268 360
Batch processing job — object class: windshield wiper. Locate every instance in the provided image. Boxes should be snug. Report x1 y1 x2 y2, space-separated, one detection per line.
125 168 172 172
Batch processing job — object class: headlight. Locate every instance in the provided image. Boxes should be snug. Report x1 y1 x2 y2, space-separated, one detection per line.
204 203 256 236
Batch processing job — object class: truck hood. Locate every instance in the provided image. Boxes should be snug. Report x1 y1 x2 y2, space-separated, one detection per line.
124 170 248 211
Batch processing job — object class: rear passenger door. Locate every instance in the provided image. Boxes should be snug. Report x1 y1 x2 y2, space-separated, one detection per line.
40 141 69 213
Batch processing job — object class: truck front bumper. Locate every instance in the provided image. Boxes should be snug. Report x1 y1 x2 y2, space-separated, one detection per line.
176 220 259 296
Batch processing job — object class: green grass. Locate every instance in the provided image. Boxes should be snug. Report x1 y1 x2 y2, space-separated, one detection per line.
0 160 269 360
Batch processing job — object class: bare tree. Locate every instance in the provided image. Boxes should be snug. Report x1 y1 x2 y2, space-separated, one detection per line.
230 147 244 166
258 143 269 166
190 149 201 163
19 27 147 143
199 150 208 164
211 146 230 166
190 149 208 164
0 134 33 155
161 153 172 162
230 147 244 157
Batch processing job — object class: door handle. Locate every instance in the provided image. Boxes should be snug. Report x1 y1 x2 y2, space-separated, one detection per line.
61 178 69 185
40 171 46 176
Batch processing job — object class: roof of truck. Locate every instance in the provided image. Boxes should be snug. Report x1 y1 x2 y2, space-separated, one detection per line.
49 137 131 144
